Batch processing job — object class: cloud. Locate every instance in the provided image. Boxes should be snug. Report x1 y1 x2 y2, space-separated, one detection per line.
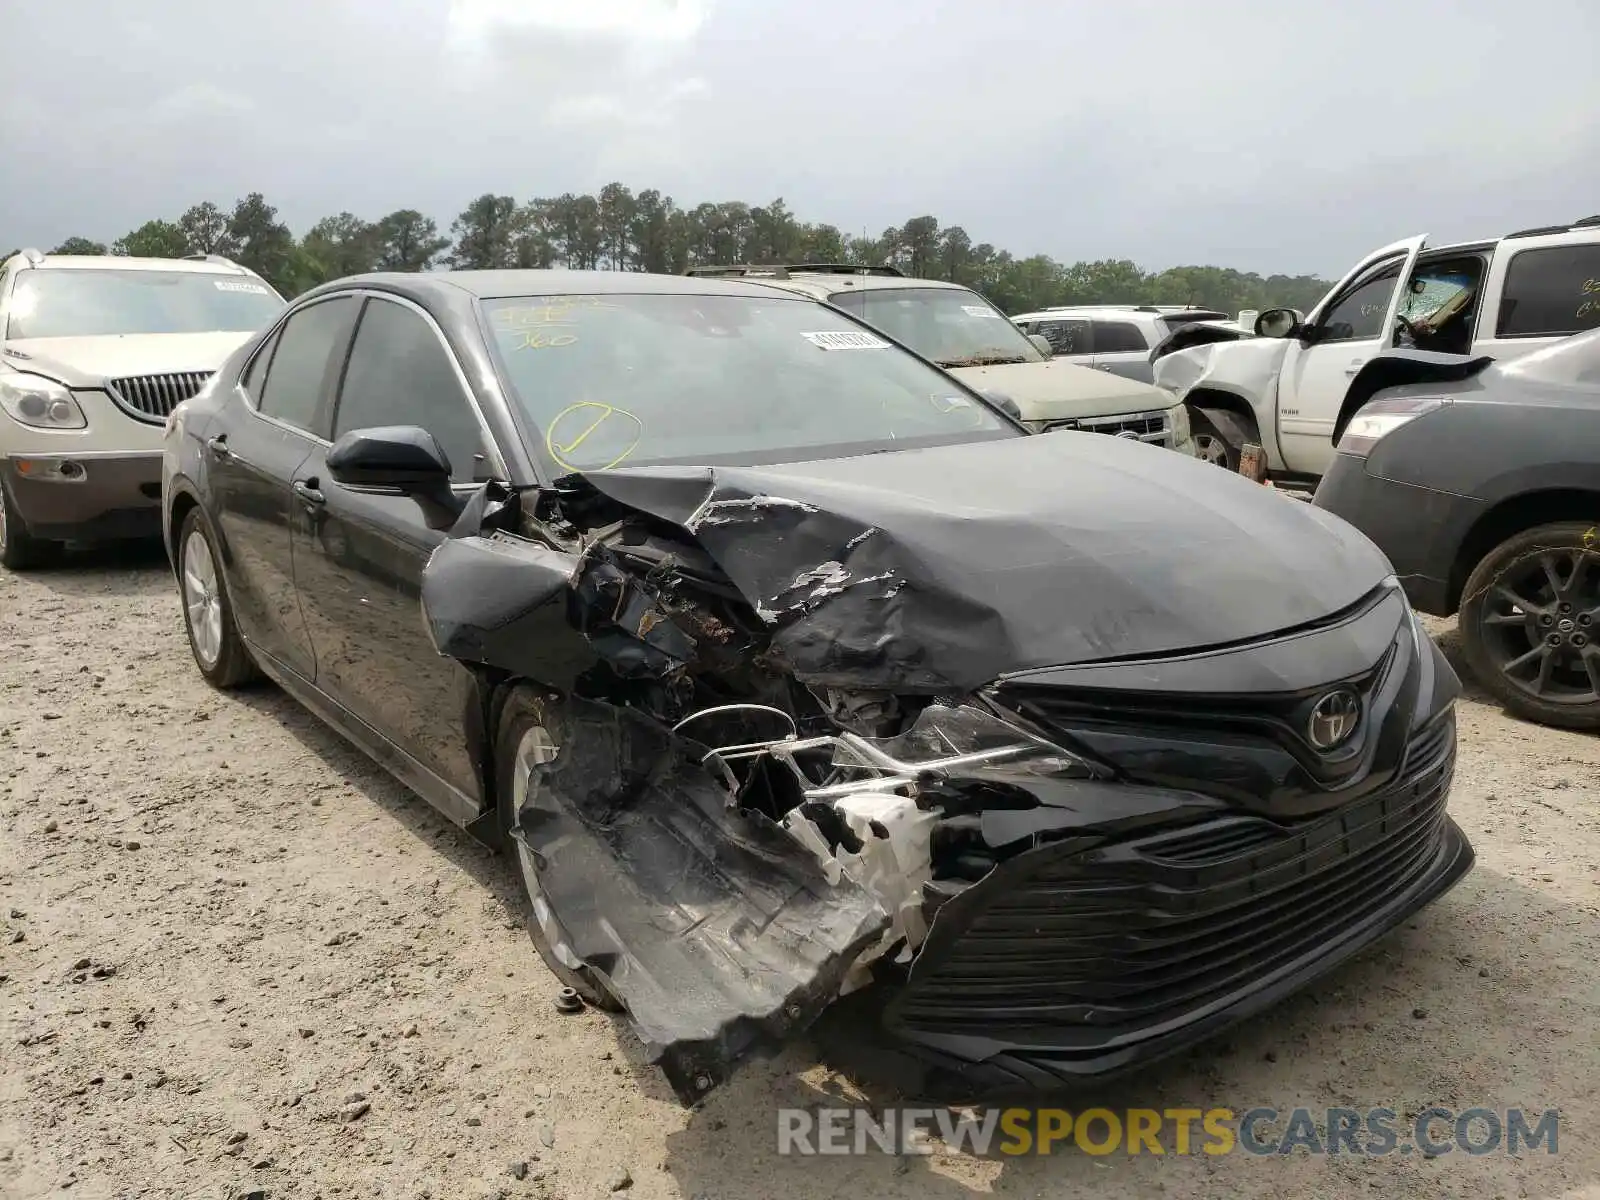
446 0 710 43
0 0 1595 278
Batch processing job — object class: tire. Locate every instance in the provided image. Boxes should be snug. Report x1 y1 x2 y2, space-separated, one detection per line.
0 479 60 571
1188 406 1246 471
1459 520 1600 730
494 687 624 1012
177 507 258 689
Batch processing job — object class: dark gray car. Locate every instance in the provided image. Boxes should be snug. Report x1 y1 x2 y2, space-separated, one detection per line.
1314 328 1600 729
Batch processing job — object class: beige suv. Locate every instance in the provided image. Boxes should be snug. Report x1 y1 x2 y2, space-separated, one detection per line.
0 250 285 568
689 263 1195 454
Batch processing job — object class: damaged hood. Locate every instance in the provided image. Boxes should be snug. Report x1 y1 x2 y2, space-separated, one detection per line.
579 430 1391 692
1150 335 1292 404
945 358 1173 422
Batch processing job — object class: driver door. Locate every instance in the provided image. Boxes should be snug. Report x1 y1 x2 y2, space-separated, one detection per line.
1276 234 1427 474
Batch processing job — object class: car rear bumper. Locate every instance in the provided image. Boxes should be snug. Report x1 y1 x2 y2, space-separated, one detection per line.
2 451 164 542
879 714 1471 1102
1312 453 1485 616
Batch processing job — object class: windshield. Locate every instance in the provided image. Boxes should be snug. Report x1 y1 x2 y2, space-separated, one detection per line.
1499 326 1600 388
827 287 1045 367
6 270 285 339
1399 268 1476 325
482 292 1018 473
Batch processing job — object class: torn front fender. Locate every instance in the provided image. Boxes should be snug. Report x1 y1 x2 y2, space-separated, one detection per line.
420 532 601 690
509 697 890 1104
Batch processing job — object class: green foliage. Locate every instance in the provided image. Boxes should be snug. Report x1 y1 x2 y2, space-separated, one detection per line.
49 237 108 255
112 220 188 258
37 185 1333 310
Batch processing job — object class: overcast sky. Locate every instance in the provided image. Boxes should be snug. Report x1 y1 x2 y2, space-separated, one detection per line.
2 0 1596 277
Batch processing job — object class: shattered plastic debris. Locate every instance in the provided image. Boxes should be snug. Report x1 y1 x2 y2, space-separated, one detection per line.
508 697 889 1103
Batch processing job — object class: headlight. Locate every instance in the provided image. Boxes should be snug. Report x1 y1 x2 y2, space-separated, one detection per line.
0 372 87 430
1336 396 1447 457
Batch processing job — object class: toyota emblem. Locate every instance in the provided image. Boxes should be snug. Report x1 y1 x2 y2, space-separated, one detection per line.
1306 688 1361 750
1115 429 1140 440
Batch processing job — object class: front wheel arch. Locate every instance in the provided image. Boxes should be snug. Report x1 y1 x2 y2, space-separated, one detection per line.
1448 489 1600 613
1185 390 1261 470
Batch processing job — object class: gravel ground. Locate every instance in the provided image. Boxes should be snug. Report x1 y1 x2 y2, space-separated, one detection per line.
2 545 1598 1200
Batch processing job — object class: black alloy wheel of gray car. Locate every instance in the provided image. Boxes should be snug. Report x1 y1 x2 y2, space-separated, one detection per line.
177 507 259 689
0 480 57 570
493 686 624 1012
1459 521 1600 730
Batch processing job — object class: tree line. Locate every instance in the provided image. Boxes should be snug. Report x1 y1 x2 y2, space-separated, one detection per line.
6 185 1333 316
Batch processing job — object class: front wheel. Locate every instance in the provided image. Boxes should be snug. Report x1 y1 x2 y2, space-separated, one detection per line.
495 687 623 1011
0 479 60 570
1459 520 1600 729
177 508 258 688
1187 407 1245 471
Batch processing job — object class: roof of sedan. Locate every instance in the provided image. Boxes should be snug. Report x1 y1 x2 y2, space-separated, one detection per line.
337 269 813 301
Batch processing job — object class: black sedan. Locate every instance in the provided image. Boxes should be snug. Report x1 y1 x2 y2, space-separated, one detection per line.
1315 329 1600 730
162 269 1473 1104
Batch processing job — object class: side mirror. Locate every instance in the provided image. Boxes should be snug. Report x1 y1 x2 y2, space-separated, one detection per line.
326 425 452 491
1027 333 1056 357
1254 307 1304 339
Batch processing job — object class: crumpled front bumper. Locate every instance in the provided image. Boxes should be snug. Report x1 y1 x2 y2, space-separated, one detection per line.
879 710 1470 1101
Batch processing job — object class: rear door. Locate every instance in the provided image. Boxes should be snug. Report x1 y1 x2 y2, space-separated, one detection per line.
1089 318 1154 381
1274 234 1428 475
291 293 504 813
206 295 356 680
1474 232 1600 362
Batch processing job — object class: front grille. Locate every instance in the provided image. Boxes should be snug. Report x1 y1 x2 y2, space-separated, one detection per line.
888 712 1455 1042
106 372 212 424
1041 408 1170 445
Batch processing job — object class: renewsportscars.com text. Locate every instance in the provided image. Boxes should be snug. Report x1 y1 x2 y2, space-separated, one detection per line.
777 1106 1560 1157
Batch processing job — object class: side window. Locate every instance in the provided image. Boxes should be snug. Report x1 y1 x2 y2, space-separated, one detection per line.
1497 245 1600 338
241 326 283 406
257 297 353 436
333 298 488 483
1091 320 1149 353
1037 319 1090 355
1316 260 1402 343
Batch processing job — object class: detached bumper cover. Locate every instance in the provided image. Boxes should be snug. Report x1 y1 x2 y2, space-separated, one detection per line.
2 451 163 541
882 711 1469 1099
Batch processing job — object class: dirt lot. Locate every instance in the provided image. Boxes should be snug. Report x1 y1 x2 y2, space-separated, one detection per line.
1 546 1598 1200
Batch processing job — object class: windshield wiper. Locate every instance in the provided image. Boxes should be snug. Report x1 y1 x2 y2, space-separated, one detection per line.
936 353 1028 367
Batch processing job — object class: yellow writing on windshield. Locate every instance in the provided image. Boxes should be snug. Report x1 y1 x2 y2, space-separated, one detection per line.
544 401 643 473
513 327 578 350
494 297 619 350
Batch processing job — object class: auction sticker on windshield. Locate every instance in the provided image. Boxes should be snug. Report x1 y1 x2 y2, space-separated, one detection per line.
801 331 891 351
214 281 270 294
961 305 1002 319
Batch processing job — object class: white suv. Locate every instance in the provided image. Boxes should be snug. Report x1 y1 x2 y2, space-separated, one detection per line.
690 265 1197 454
0 250 285 568
1012 305 1244 383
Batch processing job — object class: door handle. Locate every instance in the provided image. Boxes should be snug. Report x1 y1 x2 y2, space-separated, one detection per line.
292 479 325 506
206 435 231 460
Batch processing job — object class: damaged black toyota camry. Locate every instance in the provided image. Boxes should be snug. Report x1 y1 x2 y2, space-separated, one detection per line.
161 270 1473 1105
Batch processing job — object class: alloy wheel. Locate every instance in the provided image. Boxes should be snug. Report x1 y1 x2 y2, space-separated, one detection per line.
182 528 225 669
1476 546 1600 706
1193 433 1232 468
